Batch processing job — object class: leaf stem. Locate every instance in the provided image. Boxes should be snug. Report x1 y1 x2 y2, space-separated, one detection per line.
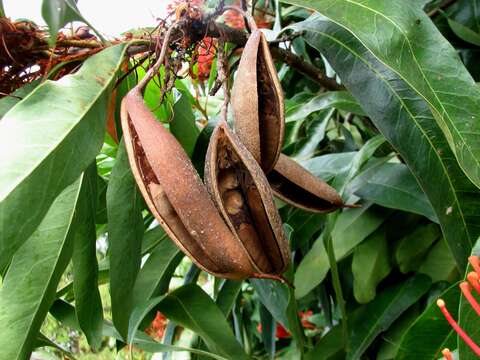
324 213 349 352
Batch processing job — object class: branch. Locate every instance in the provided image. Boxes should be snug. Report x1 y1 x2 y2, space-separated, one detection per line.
427 0 457 17
203 22 343 91
46 22 341 91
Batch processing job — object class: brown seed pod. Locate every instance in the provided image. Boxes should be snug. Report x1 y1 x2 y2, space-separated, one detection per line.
205 122 290 275
267 154 344 213
231 29 285 173
121 88 256 280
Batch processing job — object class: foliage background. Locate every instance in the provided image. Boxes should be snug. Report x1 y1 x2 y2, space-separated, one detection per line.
1 0 480 359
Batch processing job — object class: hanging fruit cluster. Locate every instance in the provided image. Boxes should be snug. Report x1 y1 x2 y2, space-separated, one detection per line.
120 7 346 283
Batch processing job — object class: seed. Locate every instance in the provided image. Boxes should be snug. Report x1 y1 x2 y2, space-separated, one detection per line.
218 169 239 192
223 190 244 215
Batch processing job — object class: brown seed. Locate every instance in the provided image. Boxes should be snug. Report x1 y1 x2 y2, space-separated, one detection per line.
223 190 244 215
237 222 272 274
231 30 285 173
218 168 239 192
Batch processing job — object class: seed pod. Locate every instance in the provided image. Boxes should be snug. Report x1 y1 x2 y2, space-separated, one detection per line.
121 87 256 280
205 122 290 275
231 29 285 173
267 154 344 213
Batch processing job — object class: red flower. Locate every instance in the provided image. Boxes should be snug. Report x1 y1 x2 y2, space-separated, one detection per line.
257 322 291 339
146 311 168 340
195 37 216 81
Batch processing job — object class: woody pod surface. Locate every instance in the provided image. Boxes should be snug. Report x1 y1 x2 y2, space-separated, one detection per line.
231 16 345 213
121 86 257 280
231 27 284 174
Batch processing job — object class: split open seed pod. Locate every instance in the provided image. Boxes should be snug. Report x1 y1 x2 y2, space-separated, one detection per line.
205 121 290 275
231 29 285 173
121 87 256 280
268 154 344 213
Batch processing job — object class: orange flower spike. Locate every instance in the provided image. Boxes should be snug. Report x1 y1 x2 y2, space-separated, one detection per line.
442 348 453 360
460 282 480 316
467 271 480 294
437 299 480 356
468 256 480 276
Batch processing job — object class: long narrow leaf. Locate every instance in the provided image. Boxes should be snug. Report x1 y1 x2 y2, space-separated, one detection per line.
282 0 480 190
0 178 82 359
291 14 480 271
129 285 248 360
0 44 128 271
71 163 103 350
50 299 226 360
107 140 144 340
132 237 183 309
348 274 432 360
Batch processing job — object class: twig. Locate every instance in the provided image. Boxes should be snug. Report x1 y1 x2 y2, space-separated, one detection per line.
217 37 229 121
204 22 342 90
137 21 181 91
268 30 305 44
240 0 248 11
427 0 457 17
124 22 341 91
270 47 342 90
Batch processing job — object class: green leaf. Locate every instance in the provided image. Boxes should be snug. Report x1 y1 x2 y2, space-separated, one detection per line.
285 91 365 122
352 227 391 304
283 0 480 190
294 203 389 298
250 279 290 334
191 117 219 177
153 285 248 359
251 228 305 350
0 1 5 17
355 163 438 223
395 224 441 274
291 14 480 272
0 44 128 271
284 208 324 250
41 0 105 45
133 338 228 360
259 304 276 359
448 17 480 46
301 152 356 182
107 140 144 340
419 238 458 283
0 80 40 119
305 325 344 360
50 299 226 360
71 163 103 350
458 238 480 360
132 237 183 309
0 178 82 360
216 280 242 316
171 93 200 157
334 135 386 195
292 110 332 160
376 307 420 360
348 274 432 360
34 333 74 357
137 65 173 122
397 284 459 360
